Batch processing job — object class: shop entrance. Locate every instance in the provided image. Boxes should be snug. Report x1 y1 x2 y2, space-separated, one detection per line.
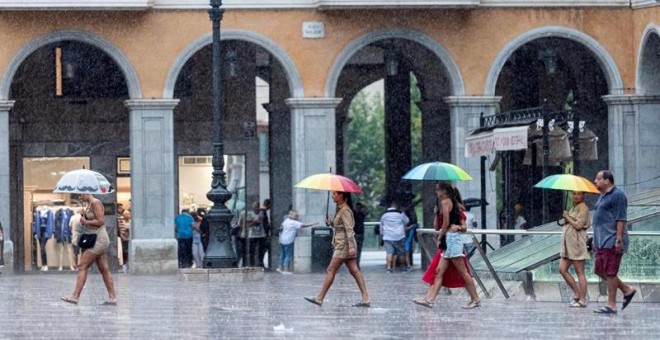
23 157 89 272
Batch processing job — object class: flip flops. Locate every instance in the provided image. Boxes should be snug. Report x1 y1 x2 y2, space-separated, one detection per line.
352 301 371 308
622 290 636 310
101 300 117 306
462 300 481 309
60 296 78 305
594 306 617 314
304 297 322 306
412 297 434 308
570 300 587 308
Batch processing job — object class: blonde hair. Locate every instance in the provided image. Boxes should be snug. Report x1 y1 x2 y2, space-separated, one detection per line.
288 210 299 220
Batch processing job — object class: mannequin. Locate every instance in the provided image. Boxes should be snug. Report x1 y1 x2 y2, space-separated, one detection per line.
55 208 75 271
34 207 55 271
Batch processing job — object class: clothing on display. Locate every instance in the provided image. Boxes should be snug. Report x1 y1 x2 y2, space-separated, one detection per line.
32 205 78 270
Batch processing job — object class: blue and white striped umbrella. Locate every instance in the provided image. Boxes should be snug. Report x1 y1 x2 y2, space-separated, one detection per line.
402 162 473 181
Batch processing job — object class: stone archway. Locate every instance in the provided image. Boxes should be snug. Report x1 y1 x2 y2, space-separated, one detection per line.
1 30 141 100
163 30 304 99
485 26 623 96
637 24 660 94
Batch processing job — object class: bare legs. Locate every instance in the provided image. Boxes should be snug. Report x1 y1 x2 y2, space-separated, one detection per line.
311 257 369 304
605 276 635 310
558 258 588 305
418 256 480 308
64 251 116 303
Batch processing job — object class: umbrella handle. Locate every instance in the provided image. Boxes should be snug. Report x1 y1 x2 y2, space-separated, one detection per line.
325 191 330 226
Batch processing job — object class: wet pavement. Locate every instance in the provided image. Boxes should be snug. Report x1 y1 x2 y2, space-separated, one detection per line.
1 255 659 339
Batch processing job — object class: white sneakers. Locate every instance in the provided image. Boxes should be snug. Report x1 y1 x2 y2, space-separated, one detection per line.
40 266 48 271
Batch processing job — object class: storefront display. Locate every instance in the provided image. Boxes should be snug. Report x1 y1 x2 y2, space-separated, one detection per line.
23 157 89 271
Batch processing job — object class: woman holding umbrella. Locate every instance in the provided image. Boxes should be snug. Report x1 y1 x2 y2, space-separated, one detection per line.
413 181 481 309
304 191 370 307
559 191 591 308
58 170 117 305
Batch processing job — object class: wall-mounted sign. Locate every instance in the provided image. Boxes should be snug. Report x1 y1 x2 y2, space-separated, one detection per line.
302 21 325 39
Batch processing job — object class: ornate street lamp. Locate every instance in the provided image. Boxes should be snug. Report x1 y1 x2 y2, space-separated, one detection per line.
204 0 236 268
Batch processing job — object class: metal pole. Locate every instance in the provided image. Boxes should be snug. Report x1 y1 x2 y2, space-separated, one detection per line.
480 155 488 253
204 0 237 268
541 114 549 224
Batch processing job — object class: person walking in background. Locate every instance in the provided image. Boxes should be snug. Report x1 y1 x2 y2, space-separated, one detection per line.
414 182 480 309
380 200 409 273
305 191 370 307
234 209 249 267
247 201 265 267
558 191 591 308
191 211 205 269
353 202 369 268
174 209 194 268
119 210 131 273
61 194 116 305
277 210 317 274
259 199 271 269
592 170 636 314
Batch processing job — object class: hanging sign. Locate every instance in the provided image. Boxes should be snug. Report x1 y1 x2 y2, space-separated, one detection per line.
465 126 528 157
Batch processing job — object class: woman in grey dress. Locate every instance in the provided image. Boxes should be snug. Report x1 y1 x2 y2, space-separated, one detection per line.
61 194 116 305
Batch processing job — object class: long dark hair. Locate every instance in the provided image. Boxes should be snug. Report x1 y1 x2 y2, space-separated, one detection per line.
336 191 354 212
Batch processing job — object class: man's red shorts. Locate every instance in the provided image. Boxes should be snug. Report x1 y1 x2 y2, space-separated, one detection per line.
594 248 623 277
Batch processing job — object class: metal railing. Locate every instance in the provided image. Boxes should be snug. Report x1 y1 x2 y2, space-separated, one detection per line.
417 228 660 299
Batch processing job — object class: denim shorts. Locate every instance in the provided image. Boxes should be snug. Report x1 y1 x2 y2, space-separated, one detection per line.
442 232 465 259
384 239 406 256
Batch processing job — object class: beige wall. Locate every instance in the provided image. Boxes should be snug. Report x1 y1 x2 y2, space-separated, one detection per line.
0 8 649 98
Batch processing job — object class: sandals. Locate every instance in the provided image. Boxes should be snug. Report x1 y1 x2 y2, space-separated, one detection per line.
412 297 434 308
462 300 481 309
352 301 371 308
570 300 587 308
60 296 78 305
622 290 636 310
594 306 617 314
101 300 118 306
304 297 322 306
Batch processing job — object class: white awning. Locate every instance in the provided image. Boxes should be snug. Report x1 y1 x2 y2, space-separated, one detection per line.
465 125 528 157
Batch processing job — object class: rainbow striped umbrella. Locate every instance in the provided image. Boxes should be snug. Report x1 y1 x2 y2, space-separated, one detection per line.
294 173 362 193
402 162 473 181
534 174 600 194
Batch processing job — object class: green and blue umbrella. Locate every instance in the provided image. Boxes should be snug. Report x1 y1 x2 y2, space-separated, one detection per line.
402 162 473 181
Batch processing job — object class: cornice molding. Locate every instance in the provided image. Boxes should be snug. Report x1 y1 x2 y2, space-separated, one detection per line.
285 97 342 109
0 0 641 10
124 99 180 110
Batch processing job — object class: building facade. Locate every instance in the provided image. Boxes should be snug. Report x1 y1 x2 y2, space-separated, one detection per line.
1 0 659 274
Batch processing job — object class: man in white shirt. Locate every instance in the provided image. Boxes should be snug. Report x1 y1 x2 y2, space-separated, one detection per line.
380 201 409 273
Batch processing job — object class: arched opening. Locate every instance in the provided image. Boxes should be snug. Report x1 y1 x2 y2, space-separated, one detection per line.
172 39 292 268
9 40 130 272
494 37 609 230
334 36 457 262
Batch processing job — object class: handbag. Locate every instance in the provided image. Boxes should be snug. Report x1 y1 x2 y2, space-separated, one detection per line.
78 233 97 249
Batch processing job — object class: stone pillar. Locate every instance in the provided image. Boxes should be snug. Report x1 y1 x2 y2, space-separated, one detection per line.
603 94 660 193
0 100 14 274
384 70 412 200
263 102 291 270
124 99 179 275
444 96 501 234
285 97 341 273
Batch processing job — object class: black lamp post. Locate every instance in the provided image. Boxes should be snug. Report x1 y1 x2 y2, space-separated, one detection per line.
203 0 236 268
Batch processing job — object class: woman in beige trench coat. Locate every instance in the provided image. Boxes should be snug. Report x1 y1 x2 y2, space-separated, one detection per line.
558 191 591 308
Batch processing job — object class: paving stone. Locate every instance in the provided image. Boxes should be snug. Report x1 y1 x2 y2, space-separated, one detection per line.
1 263 658 339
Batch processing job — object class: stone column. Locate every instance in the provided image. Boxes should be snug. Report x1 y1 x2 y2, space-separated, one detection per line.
124 99 179 275
263 102 291 270
285 97 341 273
384 70 411 199
603 94 660 193
0 100 14 274
444 96 501 233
